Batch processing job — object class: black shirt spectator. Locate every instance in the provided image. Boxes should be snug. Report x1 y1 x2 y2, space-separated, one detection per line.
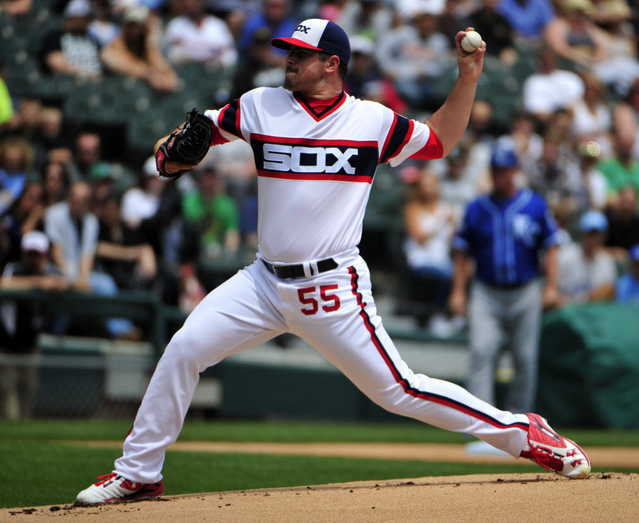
605 185 639 260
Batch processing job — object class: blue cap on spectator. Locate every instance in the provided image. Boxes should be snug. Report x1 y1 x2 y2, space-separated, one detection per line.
271 19 351 66
579 209 608 232
630 244 639 261
491 138 518 169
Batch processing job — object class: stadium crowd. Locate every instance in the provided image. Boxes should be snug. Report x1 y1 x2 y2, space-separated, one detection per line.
1 0 639 346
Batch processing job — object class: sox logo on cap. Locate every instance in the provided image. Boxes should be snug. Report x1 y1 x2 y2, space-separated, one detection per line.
271 18 351 66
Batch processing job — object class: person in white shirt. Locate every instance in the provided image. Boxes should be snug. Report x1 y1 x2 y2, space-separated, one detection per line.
557 209 617 303
522 48 584 122
164 0 237 66
121 156 167 229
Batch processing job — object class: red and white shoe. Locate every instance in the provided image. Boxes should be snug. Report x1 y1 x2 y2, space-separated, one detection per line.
75 473 164 504
520 413 591 479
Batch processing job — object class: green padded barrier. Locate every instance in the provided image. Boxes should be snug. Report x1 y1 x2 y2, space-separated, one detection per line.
537 303 639 428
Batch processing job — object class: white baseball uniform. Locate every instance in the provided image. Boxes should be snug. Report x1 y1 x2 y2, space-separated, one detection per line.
114 87 530 484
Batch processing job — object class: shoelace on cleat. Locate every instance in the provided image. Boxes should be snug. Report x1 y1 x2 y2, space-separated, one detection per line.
95 473 119 486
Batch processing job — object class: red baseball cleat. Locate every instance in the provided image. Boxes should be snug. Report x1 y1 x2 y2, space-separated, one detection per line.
75 473 164 504
520 413 591 479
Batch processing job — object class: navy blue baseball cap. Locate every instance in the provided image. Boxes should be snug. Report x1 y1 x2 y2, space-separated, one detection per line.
491 139 519 169
271 19 351 66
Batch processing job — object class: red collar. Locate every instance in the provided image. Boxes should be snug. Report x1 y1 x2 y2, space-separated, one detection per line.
293 91 346 122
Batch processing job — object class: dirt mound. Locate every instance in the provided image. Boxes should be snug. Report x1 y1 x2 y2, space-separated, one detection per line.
2 473 637 523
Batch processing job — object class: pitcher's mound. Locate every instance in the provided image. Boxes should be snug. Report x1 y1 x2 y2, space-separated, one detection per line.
3 472 637 523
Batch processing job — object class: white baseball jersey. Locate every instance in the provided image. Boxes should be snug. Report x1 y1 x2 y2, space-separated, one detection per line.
205 87 440 263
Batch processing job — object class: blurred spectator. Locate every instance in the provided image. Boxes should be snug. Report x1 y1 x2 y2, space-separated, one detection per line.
543 0 609 71
0 0 32 16
394 0 447 21
164 0 237 66
449 138 560 413
522 48 584 123
101 5 179 92
41 161 70 208
39 0 103 81
44 181 137 338
0 231 68 420
0 59 14 131
44 181 98 288
402 167 458 333
137 187 185 305
121 156 166 229
66 131 100 182
30 107 77 169
613 77 639 161
567 138 609 211
467 0 518 65
8 99 42 142
508 111 544 175
557 209 616 303
456 99 496 194
498 0 555 40
0 137 33 216
1 182 45 264
96 194 157 290
337 0 393 41
589 0 639 97
230 26 285 97
65 132 132 191
438 0 475 41
181 165 240 264
207 138 256 208
88 0 120 47
525 129 577 208
376 5 451 111
239 176 258 249
597 131 639 204
569 72 613 158
432 144 478 217
616 244 639 303
239 0 297 57
319 0 350 21
343 35 407 113
89 164 117 209
604 184 639 259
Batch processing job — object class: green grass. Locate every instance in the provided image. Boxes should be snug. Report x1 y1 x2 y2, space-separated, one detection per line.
2 419 639 446
1 419 638 509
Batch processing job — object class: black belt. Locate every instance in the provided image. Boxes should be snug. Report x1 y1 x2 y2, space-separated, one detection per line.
262 258 338 279
486 279 533 290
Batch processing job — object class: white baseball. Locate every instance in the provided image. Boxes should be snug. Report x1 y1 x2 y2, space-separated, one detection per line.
461 31 482 53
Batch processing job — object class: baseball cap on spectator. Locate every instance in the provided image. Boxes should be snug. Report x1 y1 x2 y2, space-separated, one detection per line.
563 0 594 13
350 35 374 57
629 244 639 262
490 138 518 169
90 162 114 181
579 209 608 232
64 0 92 18
123 5 149 24
397 0 446 19
21 231 50 254
271 19 351 66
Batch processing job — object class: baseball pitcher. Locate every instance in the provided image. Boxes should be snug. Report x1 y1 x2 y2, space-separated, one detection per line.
77 20 590 505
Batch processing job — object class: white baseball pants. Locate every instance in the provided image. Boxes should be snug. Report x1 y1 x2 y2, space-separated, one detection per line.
115 252 529 484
